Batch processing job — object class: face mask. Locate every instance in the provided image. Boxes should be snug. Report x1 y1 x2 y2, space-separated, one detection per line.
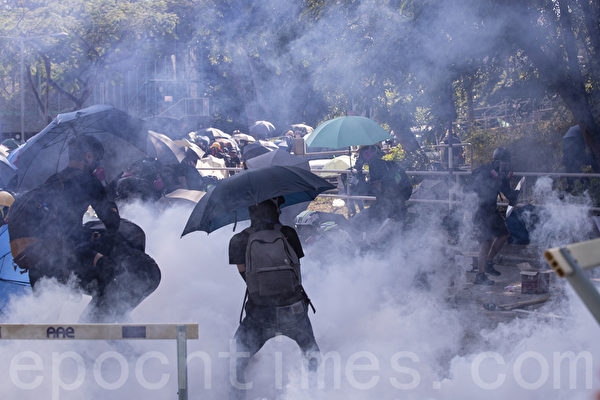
492 161 511 178
93 166 106 182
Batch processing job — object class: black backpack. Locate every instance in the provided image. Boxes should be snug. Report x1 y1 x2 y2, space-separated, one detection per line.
8 186 59 243
244 225 301 301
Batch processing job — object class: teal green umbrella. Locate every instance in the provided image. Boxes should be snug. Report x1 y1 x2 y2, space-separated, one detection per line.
304 116 391 149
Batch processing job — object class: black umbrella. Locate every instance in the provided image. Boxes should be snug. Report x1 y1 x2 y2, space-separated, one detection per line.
0 155 16 188
241 141 273 161
245 149 311 226
249 120 276 138
181 166 335 234
9 105 149 191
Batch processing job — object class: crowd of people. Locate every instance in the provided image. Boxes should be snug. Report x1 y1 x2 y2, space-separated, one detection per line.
0 120 597 399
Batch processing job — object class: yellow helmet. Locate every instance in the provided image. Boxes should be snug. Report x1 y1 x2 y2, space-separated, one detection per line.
0 191 15 208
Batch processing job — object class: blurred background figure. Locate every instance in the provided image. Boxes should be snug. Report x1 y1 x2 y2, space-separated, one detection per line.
562 125 599 192
440 127 464 170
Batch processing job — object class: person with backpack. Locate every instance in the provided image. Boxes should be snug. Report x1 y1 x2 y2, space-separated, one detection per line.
465 147 519 285
8 135 160 321
228 197 320 398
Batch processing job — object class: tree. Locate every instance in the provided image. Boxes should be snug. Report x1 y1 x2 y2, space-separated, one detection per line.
0 0 179 121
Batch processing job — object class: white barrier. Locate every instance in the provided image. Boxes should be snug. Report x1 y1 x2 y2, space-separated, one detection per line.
0 323 199 400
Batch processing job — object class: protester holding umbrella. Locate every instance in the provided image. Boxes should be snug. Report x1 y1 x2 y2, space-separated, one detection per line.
8 135 160 322
8 105 148 192
228 197 320 398
181 166 333 397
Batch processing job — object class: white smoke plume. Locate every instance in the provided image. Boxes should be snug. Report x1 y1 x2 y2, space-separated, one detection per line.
0 182 597 399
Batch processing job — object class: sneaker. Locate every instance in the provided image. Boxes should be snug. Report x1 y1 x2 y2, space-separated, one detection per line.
474 272 495 285
485 261 501 276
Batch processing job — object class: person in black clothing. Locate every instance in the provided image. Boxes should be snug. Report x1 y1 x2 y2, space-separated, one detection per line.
562 125 599 192
466 147 518 285
228 197 319 398
440 129 465 170
9 135 160 321
355 145 412 223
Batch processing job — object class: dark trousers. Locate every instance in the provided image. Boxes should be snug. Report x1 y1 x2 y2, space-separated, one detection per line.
18 240 161 322
231 300 320 398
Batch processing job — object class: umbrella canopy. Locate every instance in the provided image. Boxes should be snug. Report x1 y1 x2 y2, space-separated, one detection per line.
188 131 211 147
202 127 232 140
232 133 256 144
173 139 205 160
291 123 314 135
197 155 228 179
323 155 352 171
319 155 353 178
242 141 274 161
147 130 186 164
273 138 290 151
182 166 335 234
9 105 148 191
246 148 309 170
0 156 16 188
305 116 391 149
165 188 206 203
259 140 279 150
249 120 276 138
246 149 311 226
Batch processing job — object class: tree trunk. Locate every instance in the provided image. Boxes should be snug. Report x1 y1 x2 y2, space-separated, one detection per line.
26 63 45 119
43 56 52 123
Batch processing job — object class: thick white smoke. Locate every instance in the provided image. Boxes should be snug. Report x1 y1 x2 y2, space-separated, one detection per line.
0 180 597 399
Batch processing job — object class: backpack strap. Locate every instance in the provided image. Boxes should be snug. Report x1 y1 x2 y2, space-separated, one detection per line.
239 289 248 323
275 223 315 312
239 227 255 322
300 285 316 314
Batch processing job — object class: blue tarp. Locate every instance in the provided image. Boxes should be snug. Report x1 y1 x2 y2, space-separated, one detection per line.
0 225 31 313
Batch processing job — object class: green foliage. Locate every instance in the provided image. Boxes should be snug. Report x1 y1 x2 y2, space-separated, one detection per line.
0 0 179 117
0 0 599 172
382 144 406 161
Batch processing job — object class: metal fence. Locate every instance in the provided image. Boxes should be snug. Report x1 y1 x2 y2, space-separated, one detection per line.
196 143 600 213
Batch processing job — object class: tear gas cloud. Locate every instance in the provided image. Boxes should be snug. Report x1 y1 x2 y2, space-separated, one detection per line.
0 0 597 398
194 0 552 129
0 177 598 399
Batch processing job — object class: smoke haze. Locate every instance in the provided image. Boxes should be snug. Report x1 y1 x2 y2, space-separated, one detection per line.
0 182 597 399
